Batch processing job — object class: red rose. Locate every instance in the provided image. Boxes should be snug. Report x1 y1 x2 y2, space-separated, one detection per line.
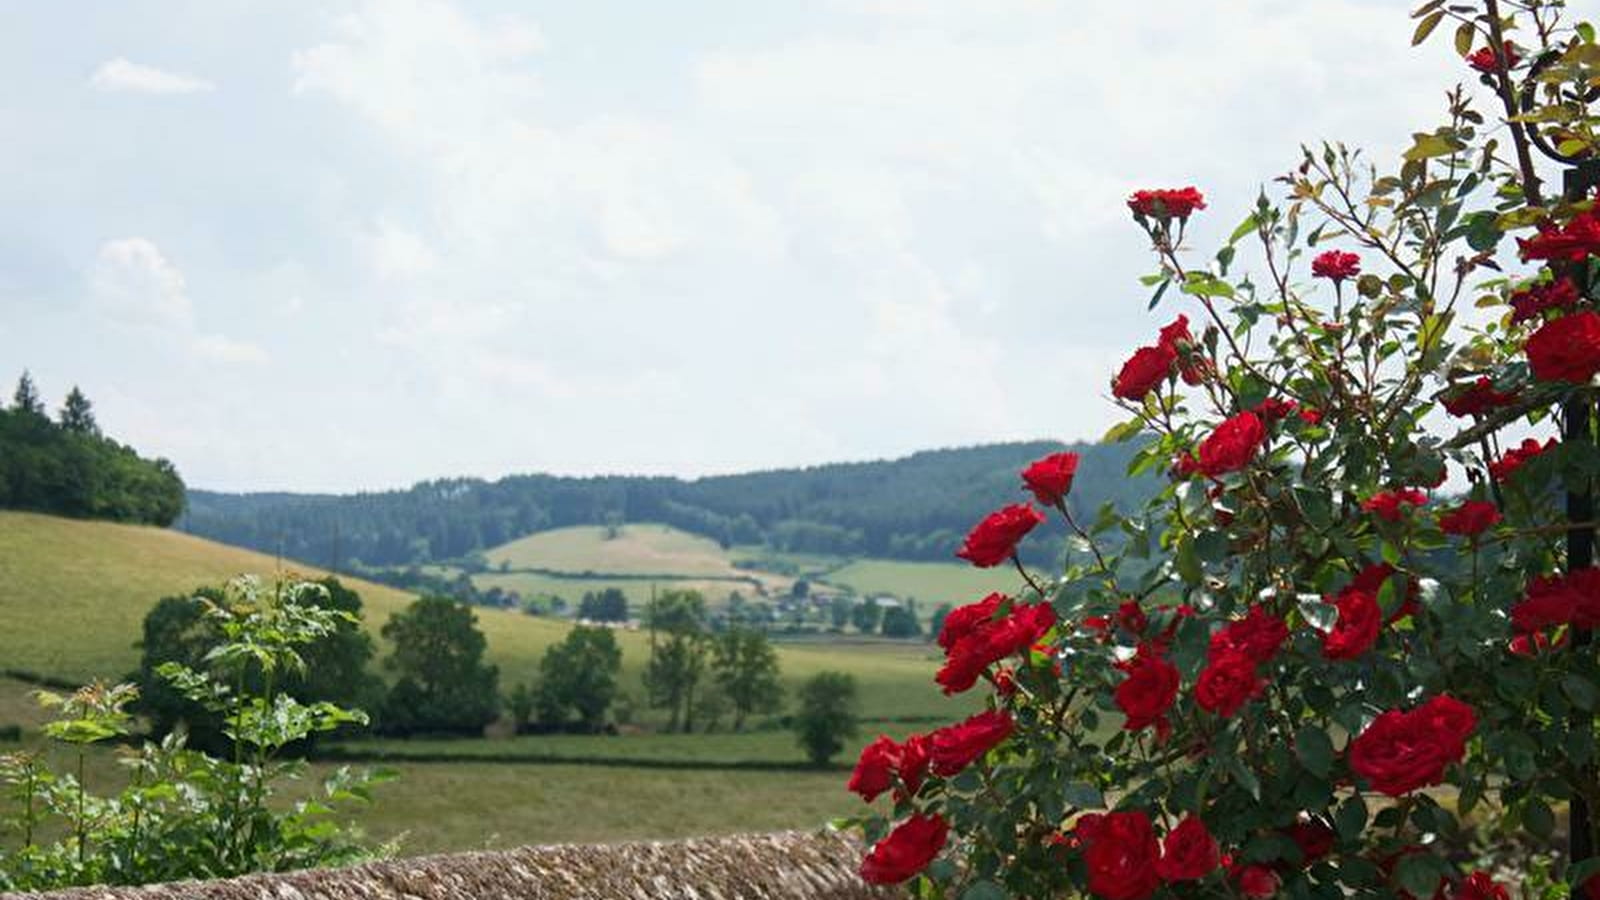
1509 630 1555 657
1081 810 1163 900
1115 648 1180 732
1527 311 1600 383
1283 818 1335 867
936 601 1056 694
1298 407 1323 425
1158 314 1193 351
1511 569 1600 632
1467 41 1519 74
1022 451 1080 505
1347 695 1475 796
1311 250 1361 281
938 593 1003 650
956 504 1046 568
1195 651 1263 718
1209 605 1289 664
1438 500 1501 537
1113 344 1177 401
1322 587 1381 660
1510 277 1580 324
1128 187 1206 221
1173 452 1201 479
1490 437 1555 482
1361 488 1426 522
859 812 948 884
1441 376 1517 417
1519 210 1600 262
1251 397 1298 422
1349 561 1397 594
847 735 900 802
1116 600 1149 635
1155 816 1219 882
897 733 931 795
930 709 1014 776
1453 871 1509 900
1351 562 1419 623
1233 864 1281 898
1158 314 1211 386
1197 411 1267 476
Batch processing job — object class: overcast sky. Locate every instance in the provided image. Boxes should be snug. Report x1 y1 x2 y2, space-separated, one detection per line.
0 1 1476 492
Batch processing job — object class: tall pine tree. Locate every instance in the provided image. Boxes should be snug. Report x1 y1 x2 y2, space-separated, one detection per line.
59 386 98 435
11 371 43 416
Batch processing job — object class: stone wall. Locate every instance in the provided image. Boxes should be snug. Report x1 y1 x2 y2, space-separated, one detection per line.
4 831 898 900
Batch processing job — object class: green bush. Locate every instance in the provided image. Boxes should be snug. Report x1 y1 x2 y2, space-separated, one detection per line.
0 576 389 891
792 671 857 767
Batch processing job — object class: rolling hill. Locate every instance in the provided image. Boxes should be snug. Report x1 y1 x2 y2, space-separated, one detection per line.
0 511 958 723
469 522 1020 613
183 439 1156 571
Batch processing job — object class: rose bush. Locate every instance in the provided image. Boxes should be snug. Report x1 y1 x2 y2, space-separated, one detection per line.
846 3 1600 897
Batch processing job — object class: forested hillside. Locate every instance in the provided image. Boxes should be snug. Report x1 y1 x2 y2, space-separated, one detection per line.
0 372 185 526
185 440 1157 568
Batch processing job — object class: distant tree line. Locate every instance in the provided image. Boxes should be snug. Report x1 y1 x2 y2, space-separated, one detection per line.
1 371 185 526
184 440 1157 569
136 580 790 741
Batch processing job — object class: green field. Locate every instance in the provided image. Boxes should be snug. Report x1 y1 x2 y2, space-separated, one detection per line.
487 523 786 583
0 511 976 853
0 511 957 721
480 523 1027 614
328 718 934 768
822 558 1023 609
472 571 760 612
341 761 866 854
0 511 420 682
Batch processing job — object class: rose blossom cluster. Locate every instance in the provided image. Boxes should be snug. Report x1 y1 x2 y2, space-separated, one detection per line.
1113 314 1208 401
842 151 1600 896
848 439 1490 895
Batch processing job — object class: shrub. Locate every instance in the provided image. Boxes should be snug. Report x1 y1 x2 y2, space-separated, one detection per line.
846 4 1600 897
133 576 380 752
0 577 387 891
532 625 623 732
794 671 857 767
379 595 500 736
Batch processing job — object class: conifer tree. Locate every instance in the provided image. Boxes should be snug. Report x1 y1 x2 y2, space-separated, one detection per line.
11 370 43 416
58 386 97 435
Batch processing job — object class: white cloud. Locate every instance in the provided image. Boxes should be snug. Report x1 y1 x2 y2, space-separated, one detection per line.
90 238 192 328
363 219 438 279
0 1 1483 489
192 334 269 365
89 58 214 95
86 238 267 365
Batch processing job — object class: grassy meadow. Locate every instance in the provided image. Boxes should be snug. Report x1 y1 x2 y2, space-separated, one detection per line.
823 558 1022 609
0 511 959 719
475 523 1025 614
488 524 754 578
471 571 757 613
0 511 980 853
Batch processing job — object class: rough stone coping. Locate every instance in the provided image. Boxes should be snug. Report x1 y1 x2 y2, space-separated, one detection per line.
4 830 903 900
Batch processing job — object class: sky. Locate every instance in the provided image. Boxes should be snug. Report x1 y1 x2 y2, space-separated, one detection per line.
0 0 1478 493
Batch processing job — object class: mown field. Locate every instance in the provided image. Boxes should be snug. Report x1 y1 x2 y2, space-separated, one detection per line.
472 523 1025 615
472 571 758 612
488 524 758 579
821 558 1022 608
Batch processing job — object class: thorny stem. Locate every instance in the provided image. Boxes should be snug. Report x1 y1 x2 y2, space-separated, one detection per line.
1013 554 1048 598
1484 0 1546 205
